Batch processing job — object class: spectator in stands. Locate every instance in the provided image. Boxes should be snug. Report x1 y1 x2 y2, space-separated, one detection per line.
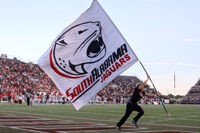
116 78 149 130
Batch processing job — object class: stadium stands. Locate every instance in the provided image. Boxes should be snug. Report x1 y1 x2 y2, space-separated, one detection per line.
0 57 59 104
181 79 200 104
0 57 160 105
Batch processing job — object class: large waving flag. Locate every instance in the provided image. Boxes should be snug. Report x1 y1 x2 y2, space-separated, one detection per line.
38 0 138 110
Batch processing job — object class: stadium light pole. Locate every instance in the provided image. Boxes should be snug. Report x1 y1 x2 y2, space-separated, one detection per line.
174 72 176 96
139 60 171 117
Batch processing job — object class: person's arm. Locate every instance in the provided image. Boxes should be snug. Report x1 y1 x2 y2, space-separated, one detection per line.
139 79 148 90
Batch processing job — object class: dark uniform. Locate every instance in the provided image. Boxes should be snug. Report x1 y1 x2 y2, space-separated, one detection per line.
116 85 145 128
26 89 31 106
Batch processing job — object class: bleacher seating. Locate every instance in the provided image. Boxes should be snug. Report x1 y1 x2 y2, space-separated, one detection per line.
181 79 200 104
0 57 160 104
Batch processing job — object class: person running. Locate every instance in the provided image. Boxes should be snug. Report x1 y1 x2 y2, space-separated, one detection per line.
116 78 149 130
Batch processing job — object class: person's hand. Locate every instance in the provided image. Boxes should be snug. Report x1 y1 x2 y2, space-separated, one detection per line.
143 79 148 84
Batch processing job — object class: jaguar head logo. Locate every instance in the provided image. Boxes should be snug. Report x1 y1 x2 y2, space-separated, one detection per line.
50 21 106 79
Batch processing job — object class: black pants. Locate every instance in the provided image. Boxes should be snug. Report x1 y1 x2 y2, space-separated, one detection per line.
117 102 144 127
27 97 30 106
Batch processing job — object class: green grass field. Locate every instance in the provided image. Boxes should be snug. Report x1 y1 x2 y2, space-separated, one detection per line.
0 103 199 133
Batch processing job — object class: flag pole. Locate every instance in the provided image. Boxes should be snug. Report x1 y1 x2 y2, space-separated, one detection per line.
139 60 170 117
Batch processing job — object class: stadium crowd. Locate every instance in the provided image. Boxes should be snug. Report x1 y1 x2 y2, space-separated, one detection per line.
0 57 165 105
181 79 200 104
91 76 161 104
0 57 64 104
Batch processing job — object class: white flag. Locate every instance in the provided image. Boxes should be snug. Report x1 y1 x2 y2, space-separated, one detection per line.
38 0 138 110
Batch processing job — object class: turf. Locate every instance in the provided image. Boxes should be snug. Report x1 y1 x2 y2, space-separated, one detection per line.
0 103 199 133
